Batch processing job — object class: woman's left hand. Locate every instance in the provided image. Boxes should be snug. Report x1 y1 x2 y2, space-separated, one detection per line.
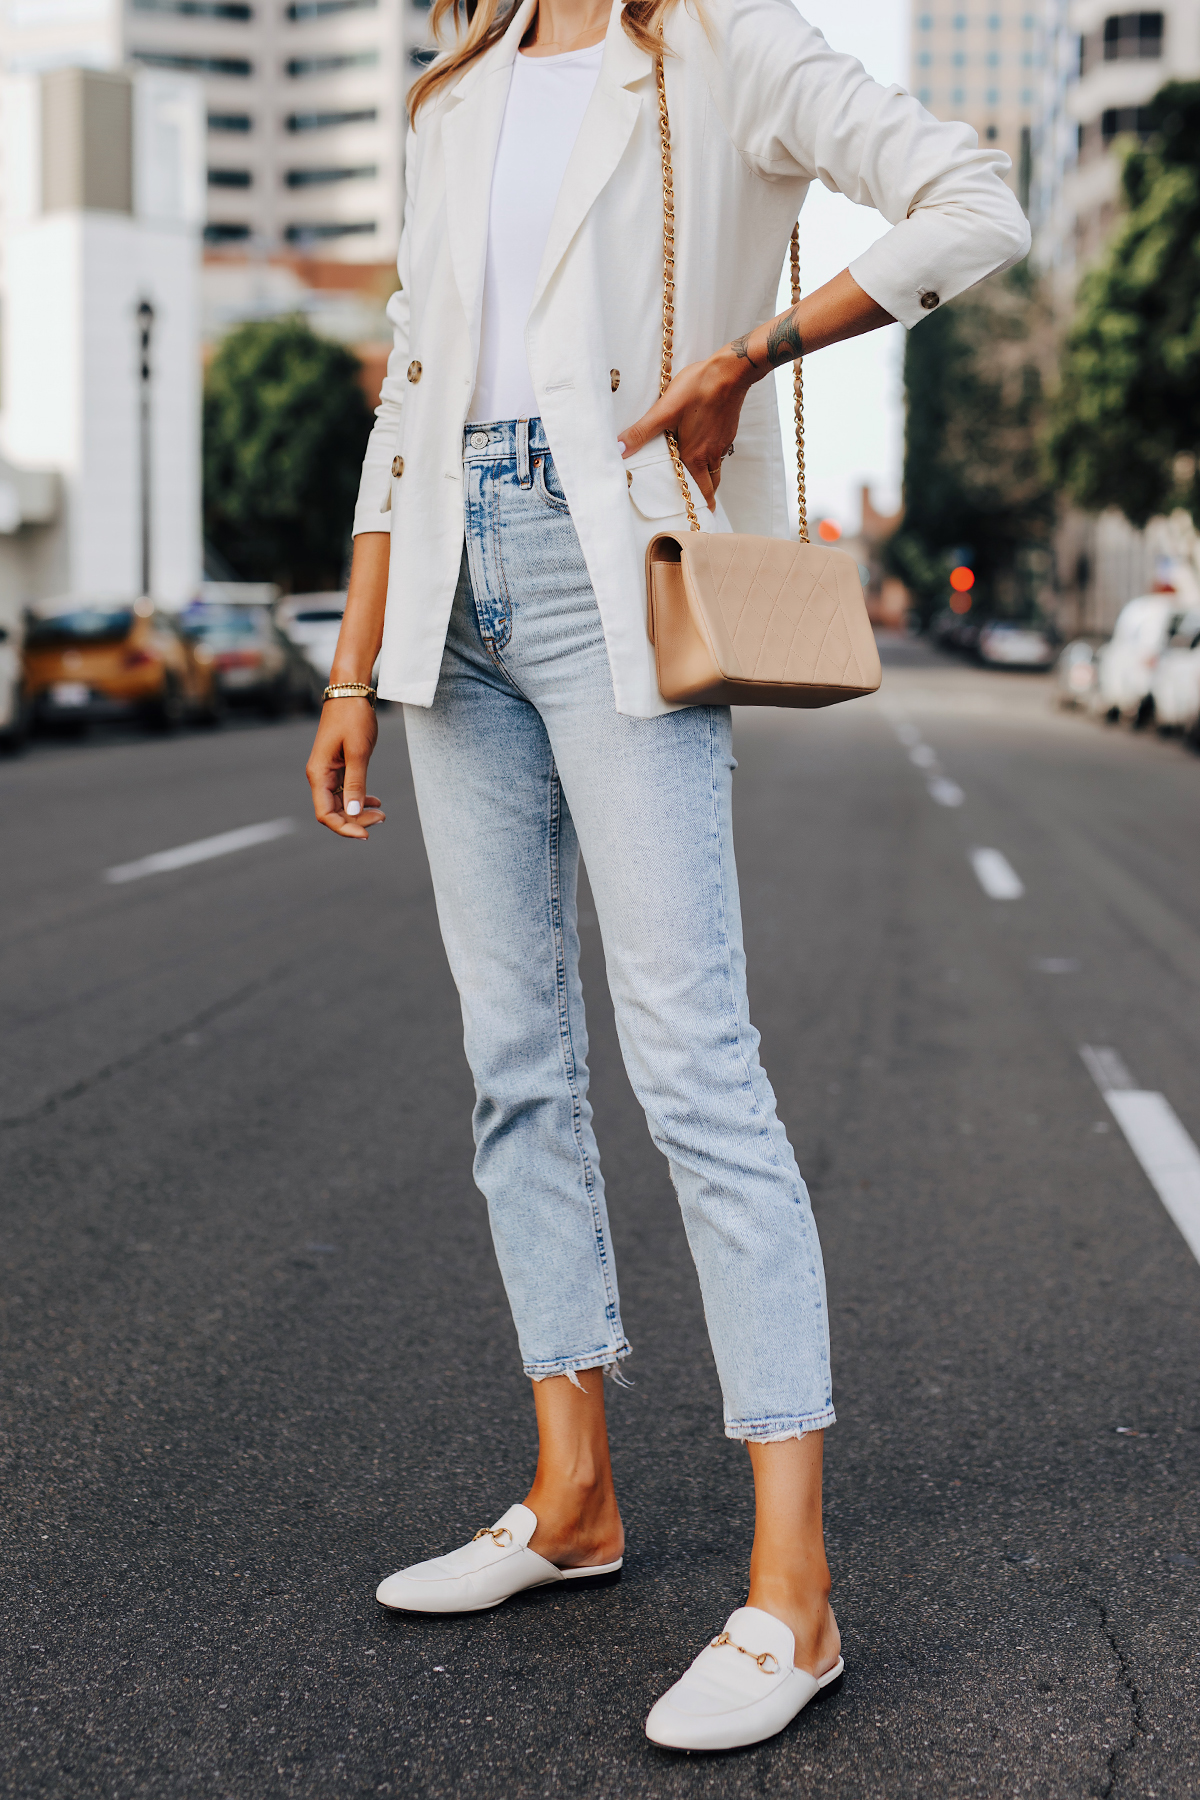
618 347 754 514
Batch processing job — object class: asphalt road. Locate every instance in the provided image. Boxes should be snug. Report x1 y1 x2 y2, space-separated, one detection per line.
3 638 1199 1800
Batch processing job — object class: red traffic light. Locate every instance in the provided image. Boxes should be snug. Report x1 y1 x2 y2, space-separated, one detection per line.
949 565 975 592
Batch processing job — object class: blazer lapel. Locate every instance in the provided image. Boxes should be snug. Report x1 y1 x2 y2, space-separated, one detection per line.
527 1 654 316
440 0 538 348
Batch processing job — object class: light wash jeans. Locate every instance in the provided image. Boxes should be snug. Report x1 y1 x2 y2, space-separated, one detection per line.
403 418 834 1441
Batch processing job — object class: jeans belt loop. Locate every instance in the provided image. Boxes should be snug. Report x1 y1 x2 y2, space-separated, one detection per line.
516 417 531 489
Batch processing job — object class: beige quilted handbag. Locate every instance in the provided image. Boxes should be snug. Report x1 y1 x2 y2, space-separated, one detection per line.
645 55 883 710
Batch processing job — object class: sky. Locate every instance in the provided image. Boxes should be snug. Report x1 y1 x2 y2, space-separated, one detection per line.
775 0 910 535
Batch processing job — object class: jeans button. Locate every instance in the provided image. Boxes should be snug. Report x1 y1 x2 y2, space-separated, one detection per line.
470 431 489 449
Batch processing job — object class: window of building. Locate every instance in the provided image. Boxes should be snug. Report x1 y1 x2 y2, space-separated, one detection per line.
952 50 965 65
286 51 379 76
287 108 378 131
952 85 965 102
1103 12 1164 59
132 51 253 74
986 49 999 64
205 222 251 242
284 221 377 241
987 12 1001 25
209 112 252 131
986 86 999 102
986 122 998 139
917 12 933 26
917 51 932 66
208 168 252 187
133 0 251 15
1020 86 1032 101
918 86 932 103
285 164 377 185
287 0 377 17
1101 103 1157 141
953 13 967 27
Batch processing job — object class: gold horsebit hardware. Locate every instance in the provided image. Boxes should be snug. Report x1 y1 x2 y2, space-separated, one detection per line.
710 1631 780 1675
472 1526 513 1547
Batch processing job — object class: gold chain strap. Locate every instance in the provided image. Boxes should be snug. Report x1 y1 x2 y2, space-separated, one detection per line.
654 50 700 534
790 223 808 544
654 48 805 543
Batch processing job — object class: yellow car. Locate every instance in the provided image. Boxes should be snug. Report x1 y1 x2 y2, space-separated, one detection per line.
23 598 221 732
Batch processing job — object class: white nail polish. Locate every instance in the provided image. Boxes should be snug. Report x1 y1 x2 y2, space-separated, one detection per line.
346 800 361 816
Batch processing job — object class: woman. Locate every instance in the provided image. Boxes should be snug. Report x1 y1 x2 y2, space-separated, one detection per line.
305 0 1027 1752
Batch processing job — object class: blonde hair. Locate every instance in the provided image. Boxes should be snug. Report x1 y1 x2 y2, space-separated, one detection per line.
408 0 682 124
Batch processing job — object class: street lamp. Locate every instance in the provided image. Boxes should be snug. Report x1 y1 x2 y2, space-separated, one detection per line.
137 298 155 600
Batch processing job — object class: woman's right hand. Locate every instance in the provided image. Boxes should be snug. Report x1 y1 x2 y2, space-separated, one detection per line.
306 697 385 840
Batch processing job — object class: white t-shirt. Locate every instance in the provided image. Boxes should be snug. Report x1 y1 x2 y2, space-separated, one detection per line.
467 43 603 425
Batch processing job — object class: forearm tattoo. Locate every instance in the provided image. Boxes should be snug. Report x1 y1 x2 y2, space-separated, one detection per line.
764 307 804 368
729 333 761 370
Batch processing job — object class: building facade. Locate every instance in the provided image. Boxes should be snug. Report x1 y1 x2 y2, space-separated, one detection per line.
910 3 1045 202
0 66 204 607
0 0 432 260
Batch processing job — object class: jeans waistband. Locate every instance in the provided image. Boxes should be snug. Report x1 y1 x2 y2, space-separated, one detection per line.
462 418 551 465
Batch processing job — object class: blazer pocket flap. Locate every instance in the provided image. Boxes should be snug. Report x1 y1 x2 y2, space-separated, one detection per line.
628 457 692 521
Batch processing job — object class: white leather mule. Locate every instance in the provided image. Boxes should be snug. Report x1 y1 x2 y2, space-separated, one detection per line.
375 1502 622 1614
645 1605 844 1752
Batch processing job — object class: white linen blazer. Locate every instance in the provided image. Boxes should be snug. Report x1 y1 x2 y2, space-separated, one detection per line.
353 0 1030 718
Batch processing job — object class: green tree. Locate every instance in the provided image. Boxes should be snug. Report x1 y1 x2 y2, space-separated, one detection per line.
203 317 374 591
1048 82 1200 529
885 264 1056 627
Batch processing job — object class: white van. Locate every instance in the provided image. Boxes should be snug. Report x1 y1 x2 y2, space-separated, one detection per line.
1093 595 1182 725
1150 608 1200 740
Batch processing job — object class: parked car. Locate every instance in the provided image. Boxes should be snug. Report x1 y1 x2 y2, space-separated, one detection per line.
23 598 221 732
276 592 347 684
1093 594 1182 726
1150 607 1200 741
1053 636 1106 709
930 607 982 657
179 599 322 716
977 620 1056 669
0 606 30 750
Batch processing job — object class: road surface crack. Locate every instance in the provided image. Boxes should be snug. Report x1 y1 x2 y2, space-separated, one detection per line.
0 965 290 1131
1080 1580 1148 1796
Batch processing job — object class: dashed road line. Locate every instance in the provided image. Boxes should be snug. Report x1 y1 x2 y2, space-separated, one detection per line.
1082 1046 1200 1267
927 777 965 808
969 846 1025 900
105 817 296 884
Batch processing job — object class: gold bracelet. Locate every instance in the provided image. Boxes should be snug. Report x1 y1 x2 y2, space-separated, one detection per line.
323 682 376 706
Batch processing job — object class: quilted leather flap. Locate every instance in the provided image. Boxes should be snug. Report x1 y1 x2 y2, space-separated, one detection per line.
680 535 880 690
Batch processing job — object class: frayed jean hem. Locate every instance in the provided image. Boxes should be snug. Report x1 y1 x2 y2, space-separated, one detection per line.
725 1405 836 1443
525 1343 632 1388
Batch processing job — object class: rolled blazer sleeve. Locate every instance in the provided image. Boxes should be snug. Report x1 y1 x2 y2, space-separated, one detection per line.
352 141 415 536
706 0 1032 327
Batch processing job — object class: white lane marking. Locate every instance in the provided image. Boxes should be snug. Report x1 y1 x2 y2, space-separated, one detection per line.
887 714 968 808
969 847 1025 900
105 817 296 884
1082 1046 1200 1267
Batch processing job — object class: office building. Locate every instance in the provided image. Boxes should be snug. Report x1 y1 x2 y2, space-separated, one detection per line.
0 65 204 606
910 4 1045 203
0 0 432 260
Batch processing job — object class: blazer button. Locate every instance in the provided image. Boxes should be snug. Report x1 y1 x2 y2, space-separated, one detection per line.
391 455 404 477
919 290 940 311
407 360 422 383
610 368 620 392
